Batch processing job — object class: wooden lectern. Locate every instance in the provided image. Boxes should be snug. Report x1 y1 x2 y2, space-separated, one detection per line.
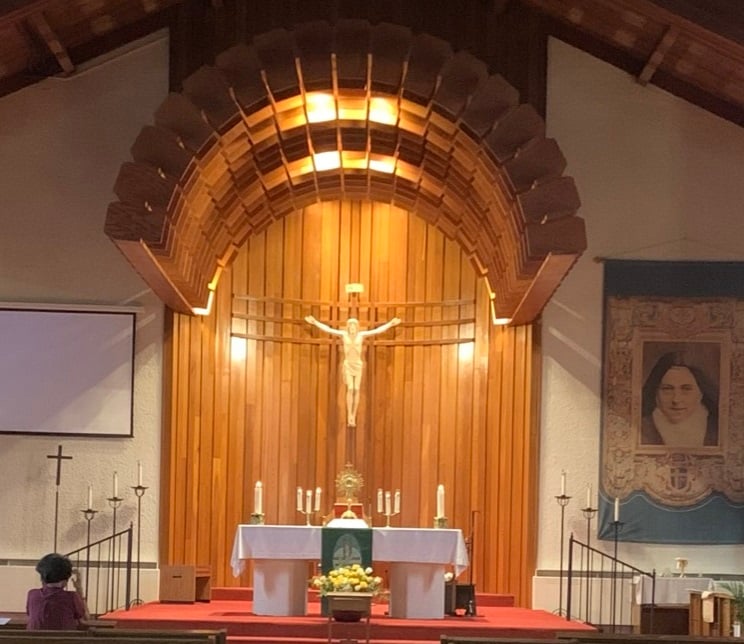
689 590 732 636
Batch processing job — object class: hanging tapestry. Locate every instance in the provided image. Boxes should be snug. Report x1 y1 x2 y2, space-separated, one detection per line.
599 260 744 543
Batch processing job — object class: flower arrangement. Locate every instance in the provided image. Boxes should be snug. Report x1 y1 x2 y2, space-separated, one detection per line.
311 563 382 596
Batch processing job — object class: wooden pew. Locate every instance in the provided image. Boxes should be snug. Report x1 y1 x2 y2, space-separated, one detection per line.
87 629 227 644
441 637 580 644
0 628 226 644
556 633 739 644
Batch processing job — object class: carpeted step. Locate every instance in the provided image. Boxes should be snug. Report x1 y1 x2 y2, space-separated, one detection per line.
211 587 515 607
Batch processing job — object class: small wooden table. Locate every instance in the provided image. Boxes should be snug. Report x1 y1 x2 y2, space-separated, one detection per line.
159 564 211 602
326 592 373 644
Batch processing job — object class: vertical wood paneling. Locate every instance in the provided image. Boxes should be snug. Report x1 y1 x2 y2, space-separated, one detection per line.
162 200 539 606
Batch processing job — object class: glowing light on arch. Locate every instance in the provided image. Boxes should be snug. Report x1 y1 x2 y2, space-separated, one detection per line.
105 21 586 324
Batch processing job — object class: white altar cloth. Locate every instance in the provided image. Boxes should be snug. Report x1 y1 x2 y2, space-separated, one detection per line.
633 575 714 605
230 524 468 619
373 527 468 619
230 525 322 616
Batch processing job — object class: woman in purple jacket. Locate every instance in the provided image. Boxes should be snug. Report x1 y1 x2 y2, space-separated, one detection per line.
26 553 88 630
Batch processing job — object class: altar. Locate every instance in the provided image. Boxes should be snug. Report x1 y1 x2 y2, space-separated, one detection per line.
230 524 469 619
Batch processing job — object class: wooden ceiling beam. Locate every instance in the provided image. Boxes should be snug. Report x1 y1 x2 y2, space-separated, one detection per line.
0 0 52 24
638 24 678 86
26 11 74 75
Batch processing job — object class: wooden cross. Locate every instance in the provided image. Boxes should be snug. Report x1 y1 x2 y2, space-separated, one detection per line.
47 444 72 486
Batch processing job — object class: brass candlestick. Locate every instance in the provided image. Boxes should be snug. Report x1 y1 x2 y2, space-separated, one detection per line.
434 516 448 529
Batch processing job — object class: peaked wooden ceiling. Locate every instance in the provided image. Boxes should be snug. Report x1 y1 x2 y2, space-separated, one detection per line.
4 0 743 321
3 0 743 126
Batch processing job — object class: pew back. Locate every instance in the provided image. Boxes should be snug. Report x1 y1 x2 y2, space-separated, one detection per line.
0 628 226 644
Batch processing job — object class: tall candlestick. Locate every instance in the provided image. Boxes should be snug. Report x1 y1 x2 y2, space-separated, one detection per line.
561 470 566 496
296 487 303 512
113 471 118 498
614 497 620 522
306 489 312 515
87 484 93 509
394 489 401 515
377 488 383 513
586 485 591 508
137 461 143 487
314 487 321 512
254 481 263 515
436 484 445 517
385 491 392 515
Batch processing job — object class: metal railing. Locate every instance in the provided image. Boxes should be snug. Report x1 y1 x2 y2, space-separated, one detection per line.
566 532 655 631
65 523 133 616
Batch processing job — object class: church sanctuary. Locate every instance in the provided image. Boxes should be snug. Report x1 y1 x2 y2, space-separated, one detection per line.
3 0 744 642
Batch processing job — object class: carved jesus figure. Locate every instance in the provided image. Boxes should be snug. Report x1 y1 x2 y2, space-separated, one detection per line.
305 315 401 427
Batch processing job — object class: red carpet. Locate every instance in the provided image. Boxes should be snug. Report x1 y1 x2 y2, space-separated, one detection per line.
102 588 596 643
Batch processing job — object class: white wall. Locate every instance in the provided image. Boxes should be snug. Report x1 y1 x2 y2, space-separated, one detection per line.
0 32 169 611
535 38 744 612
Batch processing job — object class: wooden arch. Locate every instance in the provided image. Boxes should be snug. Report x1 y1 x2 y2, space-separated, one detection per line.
105 20 586 324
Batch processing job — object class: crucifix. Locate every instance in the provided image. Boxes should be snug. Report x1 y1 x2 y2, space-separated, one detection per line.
47 444 72 551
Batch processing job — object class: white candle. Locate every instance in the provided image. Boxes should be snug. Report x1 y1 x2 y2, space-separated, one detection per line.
113 472 118 498
385 491 392 515
314 487 321 512
254 481 263 515
377 488 383 513
296 487 303 512
306 489 313 514
586 485 592 509
436 484 445 518
560 470 566 496
137 461 143 487
394 489 400 514
87 484 93 509
614 497 620 522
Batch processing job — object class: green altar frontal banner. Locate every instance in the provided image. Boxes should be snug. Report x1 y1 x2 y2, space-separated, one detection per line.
321 526 373 570
320 527 373 615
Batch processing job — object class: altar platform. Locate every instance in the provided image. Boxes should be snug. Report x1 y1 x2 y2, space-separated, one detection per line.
102 587 597 644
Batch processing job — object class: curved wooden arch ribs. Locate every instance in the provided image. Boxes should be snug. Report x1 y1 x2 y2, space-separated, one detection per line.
105 20 586 324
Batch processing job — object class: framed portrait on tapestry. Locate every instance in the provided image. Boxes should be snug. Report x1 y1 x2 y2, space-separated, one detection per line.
633 338 728 452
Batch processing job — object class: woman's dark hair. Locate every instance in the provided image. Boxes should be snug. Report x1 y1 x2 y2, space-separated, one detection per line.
641 351 718 417
35 553 73 584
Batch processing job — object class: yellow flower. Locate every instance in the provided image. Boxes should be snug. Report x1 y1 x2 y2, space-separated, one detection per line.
310 564 382 596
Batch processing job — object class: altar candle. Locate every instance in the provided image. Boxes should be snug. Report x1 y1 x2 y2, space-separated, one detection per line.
314 487 321 512
296 487 303 512
394 489 400 515
377 488 383 513
385 491 392 516
560 470 566 496
436 484 445 518
306 489 313 514
586 485 592 509
254 481 263 515
113 472 118 498
137 461 143 487
87 484 93 509
614 497 620 522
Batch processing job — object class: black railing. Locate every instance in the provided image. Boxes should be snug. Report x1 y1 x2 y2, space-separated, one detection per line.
66 523 133 616
566 532 655 631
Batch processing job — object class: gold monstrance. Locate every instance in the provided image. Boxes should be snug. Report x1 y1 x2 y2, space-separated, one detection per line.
335 463 364 520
